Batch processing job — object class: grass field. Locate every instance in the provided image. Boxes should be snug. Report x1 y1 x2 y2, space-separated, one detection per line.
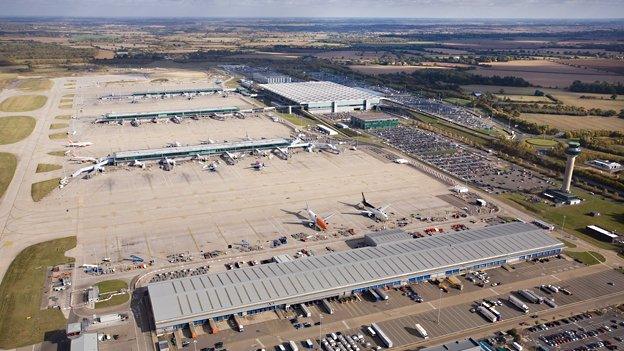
520 113 624 132
47 150 66 157
0 236 76 348
95 293 130 309
501 190 623 251
0 73 17 91
559 239 577 248
525 138 559 147
94 280 129 309
444 97 473 106
0 95 47 112
55 115 71 120
58 104 72 109
49 123 68 130
17 78 53 92
494 94 553 103
565 250 606 266
0 116 36 144
31 178 60 202
49 132 67 140
35 164 62 173
0 153 17 199
279 113 316 127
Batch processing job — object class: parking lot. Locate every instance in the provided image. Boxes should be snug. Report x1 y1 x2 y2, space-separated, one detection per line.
524 307 624 351
371 126 551 194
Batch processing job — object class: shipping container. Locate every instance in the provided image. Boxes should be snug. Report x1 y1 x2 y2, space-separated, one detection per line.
371 323 393 348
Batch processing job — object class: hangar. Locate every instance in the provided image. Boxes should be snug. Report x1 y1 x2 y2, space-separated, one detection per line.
146 222 563 333
259 81 381 114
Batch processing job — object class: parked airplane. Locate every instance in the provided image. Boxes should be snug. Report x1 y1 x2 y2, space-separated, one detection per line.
130 118 141 127
69 156 98 164
171 115 182 124
166 141 182 148
129 159 146 168
200 139 215 145
66 139 93 147
360 193 390 222
202 161 218 172
249 160 265 170
301 203 335 231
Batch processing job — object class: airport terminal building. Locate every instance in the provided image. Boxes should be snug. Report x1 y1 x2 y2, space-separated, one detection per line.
147 222 563 333
259 81 381 114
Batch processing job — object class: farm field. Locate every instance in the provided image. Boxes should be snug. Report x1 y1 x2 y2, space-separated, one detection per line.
494 94 553 103
473 59 624 87
349 64 449 75
558 58 624 75
463 85 624 111
0 95 47 112
520 113 624 131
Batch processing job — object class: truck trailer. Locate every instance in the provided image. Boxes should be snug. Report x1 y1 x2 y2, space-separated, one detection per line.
509 295 529 314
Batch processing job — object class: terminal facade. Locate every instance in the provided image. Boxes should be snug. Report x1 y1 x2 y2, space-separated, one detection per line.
147 222 563 333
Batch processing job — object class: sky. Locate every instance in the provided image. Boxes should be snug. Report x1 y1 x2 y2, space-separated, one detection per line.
1 0 623 19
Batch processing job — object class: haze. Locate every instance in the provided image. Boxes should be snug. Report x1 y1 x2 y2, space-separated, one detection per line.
2 0 624 18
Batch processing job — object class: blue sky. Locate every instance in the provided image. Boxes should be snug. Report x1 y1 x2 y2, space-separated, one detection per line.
1 0 623 18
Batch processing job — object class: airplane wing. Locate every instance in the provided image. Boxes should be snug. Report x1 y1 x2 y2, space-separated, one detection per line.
323 213 336 220
379 204 391 212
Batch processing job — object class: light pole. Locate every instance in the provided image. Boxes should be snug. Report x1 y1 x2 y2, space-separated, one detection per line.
318 313 323 350
437 288 442 324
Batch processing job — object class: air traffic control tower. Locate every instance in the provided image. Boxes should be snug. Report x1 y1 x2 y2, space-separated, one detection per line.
562 141 581 193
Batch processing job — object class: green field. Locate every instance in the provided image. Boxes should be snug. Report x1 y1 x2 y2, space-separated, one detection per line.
95 293 130 309
17 78 52 92
96 279 128 294
0 237 76 348
565 250 606 266
501 190 623 250
49 123 68 130
55 115 71 120
279 113 316 127
0 153 17 199
0 116 36 145
49 132 67 140
35 164 62 173
525 138 559 147
559 239 578 248
31 178 60 202
94 279 129 309
0 95 47 112
444 97 472 106
47 150 66 157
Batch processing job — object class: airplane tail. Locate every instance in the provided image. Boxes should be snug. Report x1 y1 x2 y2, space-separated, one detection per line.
362 192 374 208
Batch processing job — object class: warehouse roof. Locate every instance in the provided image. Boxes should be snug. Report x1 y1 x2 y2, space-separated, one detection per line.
148 222 562 328
364 229 413 246
259 81 380 104
70 333 98 351
112 138 291 160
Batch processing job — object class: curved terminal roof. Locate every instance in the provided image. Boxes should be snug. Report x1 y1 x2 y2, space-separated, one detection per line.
148 222 562 329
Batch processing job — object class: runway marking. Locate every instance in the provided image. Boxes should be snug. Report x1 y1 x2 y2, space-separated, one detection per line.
255 338 265 348
489 288 499 295
342 320 350 329
188 227 201 251
428 302 437 309
551 275 562 282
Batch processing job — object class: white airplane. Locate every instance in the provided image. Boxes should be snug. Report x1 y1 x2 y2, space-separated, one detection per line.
70 156 98 164
200 139 215 145
66 139 93 147
171 115 182 124
301 203 335 231
130 118 141 127
166 141 182 148
129 159 146 168
360 193 390 222
249 160 266 171
202 161 218 172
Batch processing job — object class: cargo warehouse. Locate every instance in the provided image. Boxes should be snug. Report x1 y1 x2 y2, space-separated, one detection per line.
146 222 563 333
350 113 399 130
259 81 381 114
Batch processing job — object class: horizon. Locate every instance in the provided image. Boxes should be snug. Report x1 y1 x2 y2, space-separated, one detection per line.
2 0 624 20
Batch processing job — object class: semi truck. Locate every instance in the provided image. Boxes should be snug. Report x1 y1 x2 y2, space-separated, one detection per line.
320 299 334 315
446 276 464 290
368 289 381 302
371 323 393 348
415 323 429 339
288 340 299 351
518 289 543 304
299 303 312 318
207 319 219 334
374 288 389 300
509 295 529 314
231 315 244 332
477 306 499 323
